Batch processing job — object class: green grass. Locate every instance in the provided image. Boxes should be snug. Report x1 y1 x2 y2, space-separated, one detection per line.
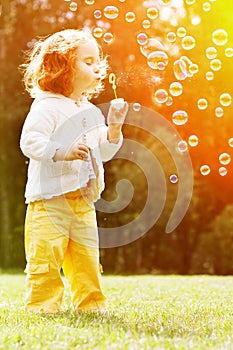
0 275 232 349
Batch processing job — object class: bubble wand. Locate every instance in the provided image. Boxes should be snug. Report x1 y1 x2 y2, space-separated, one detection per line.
109 73 118 99
108 73 125 110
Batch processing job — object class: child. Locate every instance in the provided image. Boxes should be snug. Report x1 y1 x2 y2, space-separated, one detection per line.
20 29 128 314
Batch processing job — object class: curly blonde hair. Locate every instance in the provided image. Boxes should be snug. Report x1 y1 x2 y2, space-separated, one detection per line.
21 29 108 99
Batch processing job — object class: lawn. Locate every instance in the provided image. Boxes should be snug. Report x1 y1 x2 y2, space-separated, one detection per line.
0 274 232 349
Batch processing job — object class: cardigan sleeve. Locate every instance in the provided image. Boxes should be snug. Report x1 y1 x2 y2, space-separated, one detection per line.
93 106 123 162
20 108 61 162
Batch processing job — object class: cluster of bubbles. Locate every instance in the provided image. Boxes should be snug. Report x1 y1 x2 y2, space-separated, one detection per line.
200 151 231 177
64 0 232 181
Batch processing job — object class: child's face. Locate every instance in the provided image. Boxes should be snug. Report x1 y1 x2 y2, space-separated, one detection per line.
71 39 102 99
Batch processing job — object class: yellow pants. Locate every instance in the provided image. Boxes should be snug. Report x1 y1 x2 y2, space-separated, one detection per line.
24 190 107 314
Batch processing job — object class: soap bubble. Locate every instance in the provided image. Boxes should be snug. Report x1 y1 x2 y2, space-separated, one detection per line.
185 0 196 4
200 165 211 176
93 27 103 38
166 96 173 106
166 32 176 43
169 174 178 184
197 98 208 110
212 29 228 46
104 6 119 19
189 64 199 75
219 167 227 176
85 0 95 4
142 20 151 29
182 36 196 50
202 2 211 12
180 56 193 76
154 89 169 104
225 48 233 58
94 10 102 19
206 47 217 59
215 107 224 118
210 59 222 71
173 59 188 81
160 0 172 5
103 32 114 44
228 138 233 147
219 152 231 165
125 12 136 22
188 135 199 147
137 33 148 46
169 82 183 97
178 140 188 152
147 51 168 70
133 103 141 112
147 7 159 20
206 71 214 80
220 93 232 107
140 38 164 57
69 2 78 11
172 110 188 126
177 27 187 38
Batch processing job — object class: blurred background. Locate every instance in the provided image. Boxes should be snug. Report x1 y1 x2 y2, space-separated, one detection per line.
0 0 232 274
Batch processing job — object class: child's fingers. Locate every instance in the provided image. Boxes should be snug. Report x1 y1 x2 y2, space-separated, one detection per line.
73 143 89 160
77 144 90 152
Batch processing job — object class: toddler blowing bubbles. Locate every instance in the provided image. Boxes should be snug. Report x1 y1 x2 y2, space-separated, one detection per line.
20 29 128 314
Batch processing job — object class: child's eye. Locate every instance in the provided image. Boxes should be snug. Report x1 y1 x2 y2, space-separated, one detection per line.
85 60 93 66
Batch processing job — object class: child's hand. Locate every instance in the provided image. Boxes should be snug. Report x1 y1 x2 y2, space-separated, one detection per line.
107 101 128 126
53 143 89 161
